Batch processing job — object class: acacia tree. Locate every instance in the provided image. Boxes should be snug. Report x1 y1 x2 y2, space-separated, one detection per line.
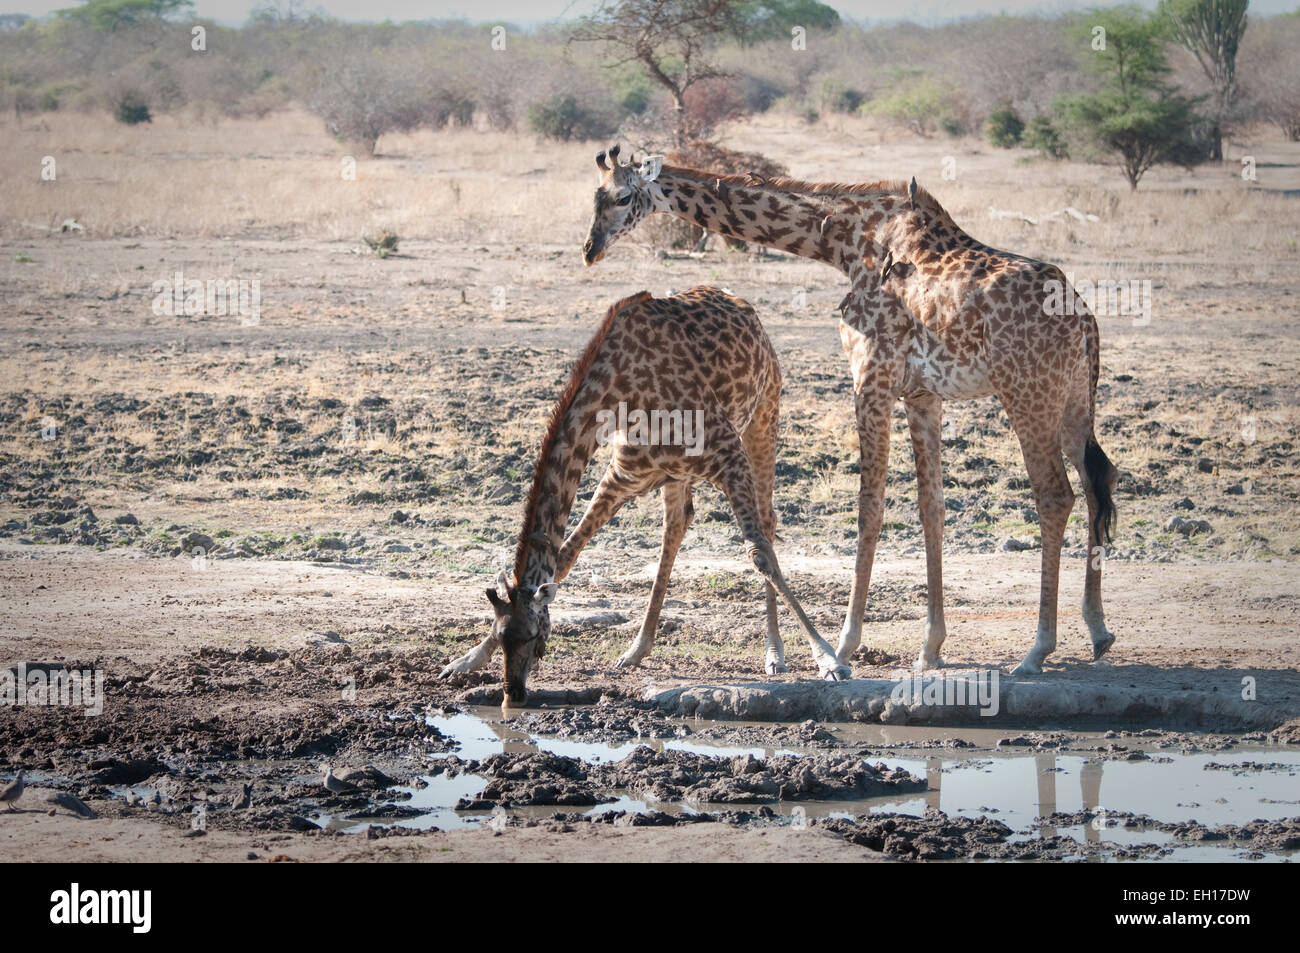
1059 7 1207 189
1158 0 1248 160
571 0 838 147
56 0 194 31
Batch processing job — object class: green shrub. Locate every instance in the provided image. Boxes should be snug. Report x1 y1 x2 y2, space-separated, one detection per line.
526 94 611 142
985 106 1024 147
114 90 152 125
612 69 652 116
861 77 959 136
819 79 864 114
432 90 474 128
363 229 399 258
1023 115 1068 158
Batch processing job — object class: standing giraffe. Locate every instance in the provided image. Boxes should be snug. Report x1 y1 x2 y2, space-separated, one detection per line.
439 287 851 706
582 146 1119 677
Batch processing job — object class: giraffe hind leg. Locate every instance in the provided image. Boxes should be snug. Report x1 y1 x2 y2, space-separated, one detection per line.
616 480 693 669
1064 402 1118 660
705 417 849 681
1005 398 1075 677
739 379 787 675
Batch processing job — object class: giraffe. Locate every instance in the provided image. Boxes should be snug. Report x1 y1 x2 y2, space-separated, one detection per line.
582 145 1120 677
438 286 851 706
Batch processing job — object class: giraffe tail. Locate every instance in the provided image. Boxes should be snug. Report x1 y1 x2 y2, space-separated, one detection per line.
1084 437 1117 547
1082 312 1117 547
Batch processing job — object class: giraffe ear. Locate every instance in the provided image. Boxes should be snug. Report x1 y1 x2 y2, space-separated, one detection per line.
534 583 558 607
495 569 512 602
639 155 664 182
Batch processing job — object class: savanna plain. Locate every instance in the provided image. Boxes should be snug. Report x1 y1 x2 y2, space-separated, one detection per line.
1 108 1298 862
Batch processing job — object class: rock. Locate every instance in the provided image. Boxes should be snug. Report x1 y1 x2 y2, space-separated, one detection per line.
1000 536 1037 552
182 532 215 553
336 765 398 788
1224 483 1246 496
1165 516 1212 537
85 757 170 785
485 483 514 502
315 535 347 550
1196 457 1215 473
1172 497 1195 510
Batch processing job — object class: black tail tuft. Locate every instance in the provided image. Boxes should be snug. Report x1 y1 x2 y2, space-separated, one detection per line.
1085 436 1117 547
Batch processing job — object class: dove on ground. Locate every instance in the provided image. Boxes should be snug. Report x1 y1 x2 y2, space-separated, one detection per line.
322 765 361 795
0 771 25 811
229 783 252 810
44 790 95 818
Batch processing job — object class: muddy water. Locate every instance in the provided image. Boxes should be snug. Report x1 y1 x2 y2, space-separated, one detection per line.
312 707 1299 861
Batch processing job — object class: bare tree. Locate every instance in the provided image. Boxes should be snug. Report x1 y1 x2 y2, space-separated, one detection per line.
571 0 837 147
1236 14 1300 141
1158 0 1248 160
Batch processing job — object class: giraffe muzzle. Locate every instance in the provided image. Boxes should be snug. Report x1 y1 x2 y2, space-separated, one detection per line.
583 239 604 266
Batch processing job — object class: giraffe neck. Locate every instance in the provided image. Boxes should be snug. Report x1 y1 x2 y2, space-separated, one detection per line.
650 168 971 311
651 168 869 271
513 376 605 591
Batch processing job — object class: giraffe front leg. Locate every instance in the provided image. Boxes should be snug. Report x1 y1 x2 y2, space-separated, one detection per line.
906 393 948 671
835 321 899 665
555 462 642 584
616 481 693 669
439 633 500 678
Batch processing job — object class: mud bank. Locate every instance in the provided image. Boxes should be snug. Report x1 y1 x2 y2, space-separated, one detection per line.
646 669 1297 731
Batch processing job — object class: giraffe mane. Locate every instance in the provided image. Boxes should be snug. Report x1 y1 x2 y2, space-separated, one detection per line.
512 290 654 585
658 164 956 229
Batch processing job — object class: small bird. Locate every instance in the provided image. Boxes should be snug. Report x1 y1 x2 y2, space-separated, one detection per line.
229 783 252 810
0 770 25 811
124 790 140 807
145 791 161 812
322 765 360 796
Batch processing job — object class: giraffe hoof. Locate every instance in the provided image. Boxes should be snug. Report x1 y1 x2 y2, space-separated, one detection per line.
912 655 945 672
765 660 789 675
1092 635 1116 661
820 662 851 681
614 654 644 670
1010 658 1043 676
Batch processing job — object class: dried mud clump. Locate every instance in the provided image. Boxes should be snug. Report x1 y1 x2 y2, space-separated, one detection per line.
820 812 1016 860
454 752 610 809
591 746 925 804
505 706 684 743
453 746 924 810
1172 817 1300 852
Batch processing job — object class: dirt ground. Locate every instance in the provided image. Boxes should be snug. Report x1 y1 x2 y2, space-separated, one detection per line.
1 114 1297 861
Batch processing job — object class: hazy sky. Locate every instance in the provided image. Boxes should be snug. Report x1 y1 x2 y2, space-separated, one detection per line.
3 0 1296 24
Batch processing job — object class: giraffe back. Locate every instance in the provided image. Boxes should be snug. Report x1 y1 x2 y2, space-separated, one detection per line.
600 287 779 438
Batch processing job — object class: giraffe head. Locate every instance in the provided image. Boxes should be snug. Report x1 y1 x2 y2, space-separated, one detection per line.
487 569 557 707
582 144 663 266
